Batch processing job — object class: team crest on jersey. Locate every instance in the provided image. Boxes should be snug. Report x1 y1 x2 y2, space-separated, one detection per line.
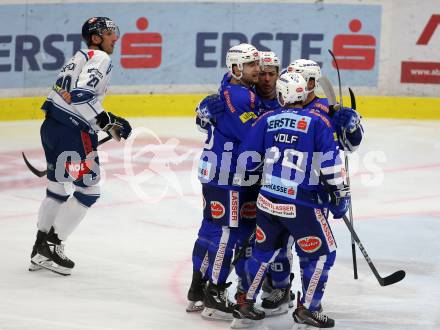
240 202 257 219
255 226 266 243
297 236 322 253
210 201 225 219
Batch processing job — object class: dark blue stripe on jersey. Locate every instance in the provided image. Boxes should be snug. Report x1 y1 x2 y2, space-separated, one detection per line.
70 89 95 104
87 102 99 115
78 50 89 62
42 99 91 130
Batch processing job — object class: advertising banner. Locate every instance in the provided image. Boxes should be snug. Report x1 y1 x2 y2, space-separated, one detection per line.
0 2 381 91
391 2 440 88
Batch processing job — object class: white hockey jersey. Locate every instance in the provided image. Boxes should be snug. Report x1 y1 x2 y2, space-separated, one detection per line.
41 49 113 131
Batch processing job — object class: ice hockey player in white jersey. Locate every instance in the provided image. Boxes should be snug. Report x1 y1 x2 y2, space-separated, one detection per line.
29 17 132 276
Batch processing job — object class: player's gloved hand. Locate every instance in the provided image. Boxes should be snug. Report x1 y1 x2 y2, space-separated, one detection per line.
328 185 351 219
97 112 132 141
195 93 225 125
332 107 361 134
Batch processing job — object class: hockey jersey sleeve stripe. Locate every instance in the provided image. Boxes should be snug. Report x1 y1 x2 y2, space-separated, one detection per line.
86 102 99 115
70 89 95 104
321 164 343 175
326 177 344 185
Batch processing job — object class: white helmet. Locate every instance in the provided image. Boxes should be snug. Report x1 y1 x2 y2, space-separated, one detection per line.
226 43 260 79
287 59 321 91
259 51 280 71
276 72 307 107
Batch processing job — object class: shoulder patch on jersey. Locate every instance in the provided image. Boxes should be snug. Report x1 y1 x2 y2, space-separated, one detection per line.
239 111 257 123
223 90 237 113
308 109 332 128
87 50 94 59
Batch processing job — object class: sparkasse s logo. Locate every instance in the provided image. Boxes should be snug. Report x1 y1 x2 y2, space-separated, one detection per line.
120 17 163 69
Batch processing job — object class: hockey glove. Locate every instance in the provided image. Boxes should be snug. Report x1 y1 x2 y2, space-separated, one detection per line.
332 107 361 134
195 93 225 126
96 112 132 141
328 185 351 219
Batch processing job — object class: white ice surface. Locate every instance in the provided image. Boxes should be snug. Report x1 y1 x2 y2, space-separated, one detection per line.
0 118 439 330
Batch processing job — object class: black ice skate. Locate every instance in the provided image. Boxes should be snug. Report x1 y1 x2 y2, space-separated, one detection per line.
31 228 74 276
186 270 207 312
292 293 334 328
201 282 235 321
29 230 48 272
261 274 295 316
230 290 265 329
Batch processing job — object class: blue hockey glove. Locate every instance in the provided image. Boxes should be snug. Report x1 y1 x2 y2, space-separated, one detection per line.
332 107 360 134
328 186 351 219
195 93 225 125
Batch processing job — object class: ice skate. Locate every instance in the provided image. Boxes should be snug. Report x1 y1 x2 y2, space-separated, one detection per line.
230 290 265 329
32 230 75 276
292 293 334 328
201 282 235 321
29 230 47 272
261 275 294 316
186 270 207 312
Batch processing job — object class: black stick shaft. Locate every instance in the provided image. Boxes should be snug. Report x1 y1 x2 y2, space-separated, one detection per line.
328 48 358 279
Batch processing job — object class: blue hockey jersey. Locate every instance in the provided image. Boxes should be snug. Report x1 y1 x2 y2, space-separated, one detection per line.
237 107 344 208
198 74 260 190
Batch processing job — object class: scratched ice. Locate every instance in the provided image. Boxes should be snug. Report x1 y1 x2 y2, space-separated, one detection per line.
0 118 439 330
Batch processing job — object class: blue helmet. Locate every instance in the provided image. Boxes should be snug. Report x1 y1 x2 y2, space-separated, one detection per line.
81 17 120 46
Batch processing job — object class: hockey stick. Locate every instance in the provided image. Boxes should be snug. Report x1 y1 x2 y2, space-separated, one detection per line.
328 49 358 280
22 134 113 178
341 214 406 286
318 76 337 106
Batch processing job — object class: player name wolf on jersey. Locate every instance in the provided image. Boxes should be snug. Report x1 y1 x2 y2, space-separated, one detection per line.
198 73 260 190
237 107 344 208
41 49 113 131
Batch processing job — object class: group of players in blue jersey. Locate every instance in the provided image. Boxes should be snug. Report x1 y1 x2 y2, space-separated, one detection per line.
26 15 363 328
187 44 364 329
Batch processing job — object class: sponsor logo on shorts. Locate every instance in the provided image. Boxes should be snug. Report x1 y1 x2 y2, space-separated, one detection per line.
230 191 239 227
240 201 257 219
257 194 296 218
211 201 225 219
315 209 335 248
297 236 322 253
255 225 266 243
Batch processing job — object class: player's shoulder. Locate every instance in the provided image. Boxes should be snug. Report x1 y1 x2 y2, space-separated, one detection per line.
306 96 330 114
306 108 332 128
222 84 258 114
79 49 111 66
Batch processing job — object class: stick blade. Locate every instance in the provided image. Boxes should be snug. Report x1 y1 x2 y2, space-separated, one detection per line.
380 270 406 286
22 152 46 177
348 87 356 110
